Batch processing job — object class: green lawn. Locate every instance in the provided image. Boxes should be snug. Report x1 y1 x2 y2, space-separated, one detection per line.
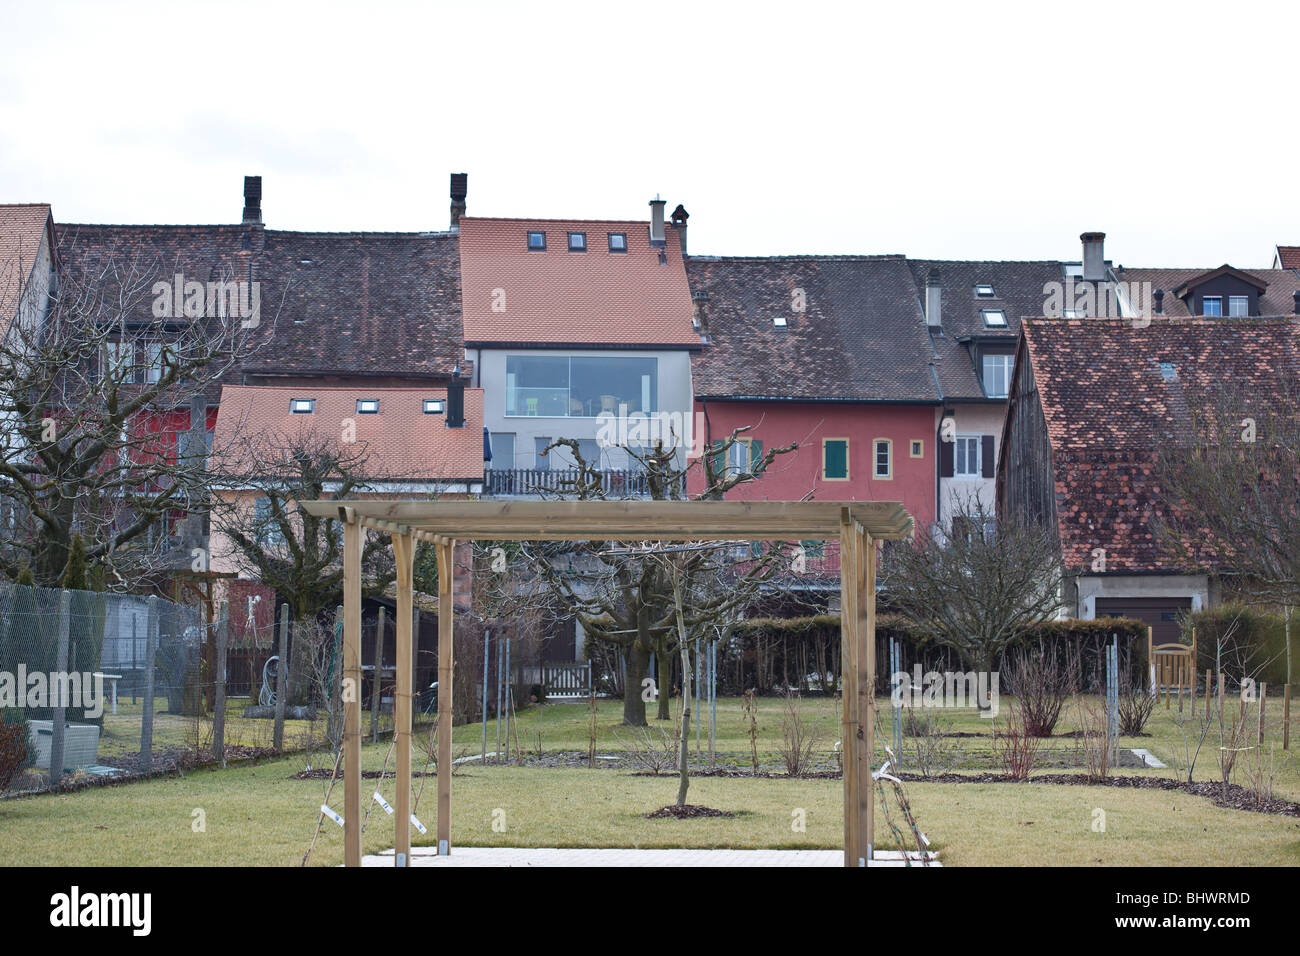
2 694 1296 866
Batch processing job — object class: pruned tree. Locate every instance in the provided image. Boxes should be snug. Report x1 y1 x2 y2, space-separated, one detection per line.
209 427 395 623
0 251 267 588
1155 377 1300 689
528 426 797 726
880 495 1063 687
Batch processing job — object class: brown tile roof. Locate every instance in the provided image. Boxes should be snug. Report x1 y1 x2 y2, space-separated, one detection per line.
54 224 465 387
1117 266 1300 316
1021 317 1300 573
213 385 485 482
458 217 697 347
686 255 942 402
0 203 54 332
1276 246 1300 270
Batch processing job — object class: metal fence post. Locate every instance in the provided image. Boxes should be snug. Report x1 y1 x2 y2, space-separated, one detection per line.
213 601 229 764
273 604 289 752
140 596 160 774
48 590 72 788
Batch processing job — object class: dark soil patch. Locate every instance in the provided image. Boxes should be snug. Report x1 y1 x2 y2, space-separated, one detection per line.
291 767 437 780
895 771 1300 818
664 767 841 780
645 804 736 819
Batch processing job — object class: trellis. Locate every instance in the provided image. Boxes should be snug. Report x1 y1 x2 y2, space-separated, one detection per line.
298 499 913 868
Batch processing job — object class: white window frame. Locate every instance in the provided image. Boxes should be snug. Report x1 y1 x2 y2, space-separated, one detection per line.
1228 295 1249 317
1202 295 1223 317
873 438 892 479
981 309 1007 327
981 353 1013 398
954 434 981 479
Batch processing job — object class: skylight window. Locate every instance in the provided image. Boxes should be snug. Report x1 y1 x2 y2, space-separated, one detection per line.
773 316 789 328
1159 361 1178 381
527 231 546 251
567 232 587 252
356 399 379 414
423 399 445 414
981 309 1007 327
290 398 315 414
608 232 627 253
975 283 995 297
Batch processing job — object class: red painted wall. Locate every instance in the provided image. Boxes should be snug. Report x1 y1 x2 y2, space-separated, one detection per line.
689 400 936 535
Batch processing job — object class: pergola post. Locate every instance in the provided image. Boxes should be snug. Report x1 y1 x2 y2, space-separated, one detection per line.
393 531 415 867
839 513 861 866
436 537 456 855
342 512 363 868
858 528 876 860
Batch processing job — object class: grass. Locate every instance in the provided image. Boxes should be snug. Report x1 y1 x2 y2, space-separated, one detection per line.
2 693 1297 866
93 696 321 759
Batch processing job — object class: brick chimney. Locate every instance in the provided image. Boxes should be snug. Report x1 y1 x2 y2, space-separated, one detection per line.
671 204 689 256
1081 231 1106 282
450 173 468 229
242 175 262 224
1154 289 1165 315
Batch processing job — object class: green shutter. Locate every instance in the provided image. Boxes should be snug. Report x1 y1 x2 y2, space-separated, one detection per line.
824 439 848 479
709 441 725 481
748 439 763 473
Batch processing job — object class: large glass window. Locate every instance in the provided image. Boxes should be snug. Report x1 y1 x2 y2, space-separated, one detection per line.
505 355 658 417
981 353 1013 398
1228 295 1249 317
954 435 981 478
1202 295 1223 316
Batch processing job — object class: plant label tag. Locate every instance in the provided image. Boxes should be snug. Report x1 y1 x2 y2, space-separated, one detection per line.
410 814 428 835
321 804 344 828
373 792 394 815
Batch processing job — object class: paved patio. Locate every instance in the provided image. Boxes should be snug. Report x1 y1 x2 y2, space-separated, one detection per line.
362 847 939 867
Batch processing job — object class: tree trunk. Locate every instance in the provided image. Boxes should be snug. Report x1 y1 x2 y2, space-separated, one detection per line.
622 642 649 727
677 638 692 807
657 649 672 720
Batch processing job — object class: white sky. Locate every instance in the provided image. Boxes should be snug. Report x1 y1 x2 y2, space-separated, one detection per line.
2 0 1296 267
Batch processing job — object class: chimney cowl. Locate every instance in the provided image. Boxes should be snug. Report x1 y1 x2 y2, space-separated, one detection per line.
450 172 468 229
1293 289 1300 314
1154 289 1165 314
242 175 262 225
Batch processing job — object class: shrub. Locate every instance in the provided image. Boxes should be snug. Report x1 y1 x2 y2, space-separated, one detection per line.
992 706 1040 780
0 708 32 790
776 692 823 776
1004 646 1079 737
1183 603 1291 687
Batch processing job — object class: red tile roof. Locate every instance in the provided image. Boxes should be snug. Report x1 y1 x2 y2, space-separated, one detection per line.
213 385 485 483
1020 317 1300 573
457 217 697 347
1117 266 1300 316
0 203 53 332
1276 246 1300 270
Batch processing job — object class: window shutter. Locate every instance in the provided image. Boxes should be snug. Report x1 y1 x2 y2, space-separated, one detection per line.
748 439 763 472
939 438 954 478
824 440 848 479
709 441 725 481
981 435 995 478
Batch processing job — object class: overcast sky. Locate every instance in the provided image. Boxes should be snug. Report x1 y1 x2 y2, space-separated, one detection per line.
2 0 1295 267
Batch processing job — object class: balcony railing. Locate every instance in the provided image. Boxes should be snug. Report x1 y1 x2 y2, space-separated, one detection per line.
484 468 650 498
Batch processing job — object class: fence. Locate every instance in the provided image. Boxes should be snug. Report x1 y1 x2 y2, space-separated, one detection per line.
0 582 202 792
485 468 650 498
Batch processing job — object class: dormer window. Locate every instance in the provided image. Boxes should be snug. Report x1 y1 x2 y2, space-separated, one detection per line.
527 231 546 251
981 309 1007 328
423 399 445 414
608 232 627 253
1229 295 1249 317
1202 296 1222 316
356 399 379 414
567 232 587 252
290 398 315 414
975 284 995 297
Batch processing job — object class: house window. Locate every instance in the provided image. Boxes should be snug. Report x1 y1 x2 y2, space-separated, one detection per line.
873 439 892 479
822 438 849 481
1202 295 1223 316
290 398 315 414
534 437 551 470
489 432 514 469
505 355 658 417
726 439 751 477
253 496 283 547
608 232 627 253
1229 295 1249 317
772 316 788 328
800 539 826 559
423 399 445 414
981 309 1007 328
1159 361 1178 381
982 353 1013 398
577 438 601 467
527 231 546 251
975 284 995 297
567 232 587 252
954 435 981 478
143 343 168 384
356 399 379 414
910 439 924 458
105 341 135 380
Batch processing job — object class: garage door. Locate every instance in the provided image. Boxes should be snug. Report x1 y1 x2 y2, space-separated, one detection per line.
1095 597 1192 645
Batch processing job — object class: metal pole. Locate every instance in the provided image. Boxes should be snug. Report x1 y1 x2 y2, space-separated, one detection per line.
503 637 512 761
481 629 490 761
710 639 717 766
495 630 503 763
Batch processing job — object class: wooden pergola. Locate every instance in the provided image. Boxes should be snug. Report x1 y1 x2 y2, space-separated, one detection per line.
298 499 913 868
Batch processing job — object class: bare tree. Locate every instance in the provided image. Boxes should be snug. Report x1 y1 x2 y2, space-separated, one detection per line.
0 253 267 587
880 496 1063 688
1155 377 1300 688
527 428 797 726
